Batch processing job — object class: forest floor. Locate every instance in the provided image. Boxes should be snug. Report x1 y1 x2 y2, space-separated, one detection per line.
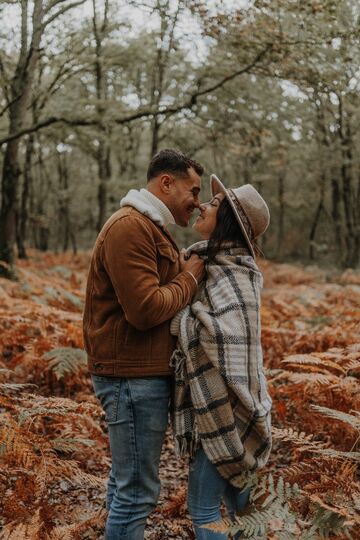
0 251 359 539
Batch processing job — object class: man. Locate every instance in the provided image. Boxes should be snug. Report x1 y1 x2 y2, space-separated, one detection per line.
83 148 204 539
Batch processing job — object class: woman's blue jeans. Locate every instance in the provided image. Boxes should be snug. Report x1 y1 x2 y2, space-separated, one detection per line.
188 448 250 540
92 375 171 540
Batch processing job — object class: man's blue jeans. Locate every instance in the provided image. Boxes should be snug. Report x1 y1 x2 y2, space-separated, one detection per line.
188 448 251 540
92 375 171 540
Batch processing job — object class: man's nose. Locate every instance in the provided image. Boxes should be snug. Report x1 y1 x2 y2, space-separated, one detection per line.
193 197 201 209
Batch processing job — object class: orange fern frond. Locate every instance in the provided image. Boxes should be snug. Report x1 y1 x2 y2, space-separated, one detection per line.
49 509 107 540
282 353 346 374
160 485 187 517
0 508 43 540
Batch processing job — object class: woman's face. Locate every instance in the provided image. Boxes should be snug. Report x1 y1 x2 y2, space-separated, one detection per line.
193 192 225 239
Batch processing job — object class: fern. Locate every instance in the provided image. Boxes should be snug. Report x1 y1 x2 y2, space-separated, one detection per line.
0 508 43 540
280 371 339 387
307 448 360 461
271 427 325 449
18 395 82 425
206 469 359 539
49 509 107 540
281 354 346 374
311 405 360 432
206 474 301 540
51 436 95 454
42 347 87 380
160 485 187 517
0 382 37 393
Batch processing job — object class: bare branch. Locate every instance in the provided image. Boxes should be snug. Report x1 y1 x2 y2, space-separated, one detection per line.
194 45 272 99
0 94 22 118
0 46 271 146
0 55 10 104
44 0 71 14
43 0 87 27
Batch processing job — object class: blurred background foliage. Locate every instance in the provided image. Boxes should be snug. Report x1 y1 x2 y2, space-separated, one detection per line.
0 0 359 276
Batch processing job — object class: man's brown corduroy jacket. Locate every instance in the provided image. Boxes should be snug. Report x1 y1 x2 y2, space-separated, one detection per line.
83 206 197 377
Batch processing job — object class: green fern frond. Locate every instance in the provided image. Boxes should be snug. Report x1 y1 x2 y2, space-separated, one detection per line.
42 347 87 380
18 396 80 425
18 405 72 425
310 504 354 537
51 437 95 454
233 508 270 538
232 470 258 492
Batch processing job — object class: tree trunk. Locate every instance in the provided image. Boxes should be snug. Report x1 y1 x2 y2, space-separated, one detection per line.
17 133 34 259
276 171 285 258
150 116 161 157
338 109 356 267
0 0 43 278
0 143 21 277
56 150 71 252
331 175 342 259
96 142 111 231
309 200 323 261
93 0 112 232
35 143 50 252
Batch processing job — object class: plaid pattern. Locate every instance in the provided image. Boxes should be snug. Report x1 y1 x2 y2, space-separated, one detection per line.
171 241 272 487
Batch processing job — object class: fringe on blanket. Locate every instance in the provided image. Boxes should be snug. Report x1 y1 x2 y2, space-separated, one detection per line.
170 347 187 380
174 434 200 458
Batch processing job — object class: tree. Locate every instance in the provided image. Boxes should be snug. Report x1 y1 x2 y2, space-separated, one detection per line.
0 0 86 278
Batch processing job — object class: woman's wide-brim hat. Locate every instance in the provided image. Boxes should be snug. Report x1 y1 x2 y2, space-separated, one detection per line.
210 174 270 258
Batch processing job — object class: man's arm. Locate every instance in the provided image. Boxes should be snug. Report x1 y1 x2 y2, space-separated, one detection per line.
102 215 198 331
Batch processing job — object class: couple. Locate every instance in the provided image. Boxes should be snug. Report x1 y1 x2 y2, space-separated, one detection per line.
83 148 272 540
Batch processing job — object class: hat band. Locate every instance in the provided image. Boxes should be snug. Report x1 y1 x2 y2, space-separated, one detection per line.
228 190 254 240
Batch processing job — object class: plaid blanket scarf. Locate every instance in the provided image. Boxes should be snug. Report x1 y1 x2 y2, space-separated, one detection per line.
170 240 272 487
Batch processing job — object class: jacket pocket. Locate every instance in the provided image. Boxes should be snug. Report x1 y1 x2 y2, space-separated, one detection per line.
156 241 178 284
156 241 177 262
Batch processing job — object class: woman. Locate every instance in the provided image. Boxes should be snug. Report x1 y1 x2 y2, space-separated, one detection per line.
170 175 272 540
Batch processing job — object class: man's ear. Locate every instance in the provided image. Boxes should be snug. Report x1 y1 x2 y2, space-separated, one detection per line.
159 174 173 194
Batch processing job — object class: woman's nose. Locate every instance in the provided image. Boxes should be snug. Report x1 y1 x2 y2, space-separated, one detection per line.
199 204 206 213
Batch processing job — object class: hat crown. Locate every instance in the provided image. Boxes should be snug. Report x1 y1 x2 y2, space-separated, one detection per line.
231 184 270 238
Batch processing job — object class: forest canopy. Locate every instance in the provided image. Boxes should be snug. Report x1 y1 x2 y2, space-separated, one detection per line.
0 0 359 277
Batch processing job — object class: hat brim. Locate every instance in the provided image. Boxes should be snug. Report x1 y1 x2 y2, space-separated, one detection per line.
210 174 255 258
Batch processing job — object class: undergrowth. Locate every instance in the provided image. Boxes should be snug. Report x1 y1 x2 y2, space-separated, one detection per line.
0 252 359 539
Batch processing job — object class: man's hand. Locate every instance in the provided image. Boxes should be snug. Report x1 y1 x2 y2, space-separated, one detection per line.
180 252 205 283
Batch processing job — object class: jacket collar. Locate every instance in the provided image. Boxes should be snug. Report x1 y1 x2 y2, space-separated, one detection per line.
120 188 175 227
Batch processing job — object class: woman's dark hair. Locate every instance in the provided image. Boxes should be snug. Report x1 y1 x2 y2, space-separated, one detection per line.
147 148 204 181
207 197 249 260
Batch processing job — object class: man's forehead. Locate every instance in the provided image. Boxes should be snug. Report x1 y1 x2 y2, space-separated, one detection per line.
186 167 202 189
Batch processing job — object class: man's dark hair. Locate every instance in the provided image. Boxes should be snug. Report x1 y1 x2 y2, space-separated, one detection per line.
207 197 248 259
147 148 204 181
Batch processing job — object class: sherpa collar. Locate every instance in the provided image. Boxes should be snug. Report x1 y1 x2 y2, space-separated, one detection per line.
120 188 175 227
